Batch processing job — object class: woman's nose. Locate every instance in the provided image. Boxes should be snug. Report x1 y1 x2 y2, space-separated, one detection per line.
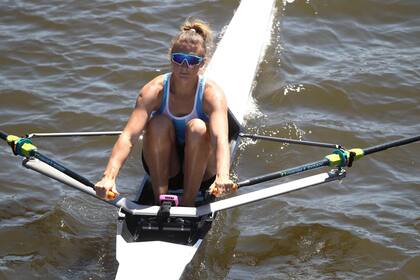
181 60 189 68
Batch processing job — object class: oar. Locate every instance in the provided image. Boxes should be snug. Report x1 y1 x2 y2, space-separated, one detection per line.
239 132 342 149
362 135 420 155
232 134 420 189
0 130 117 200
26 131 123 138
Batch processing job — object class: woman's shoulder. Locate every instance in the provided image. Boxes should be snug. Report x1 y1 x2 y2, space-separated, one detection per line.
135 74 168 112
202 78 227 112
141 74 166 95
203 78 225 100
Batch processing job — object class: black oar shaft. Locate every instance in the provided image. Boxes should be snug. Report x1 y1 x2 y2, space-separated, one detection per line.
236 134 420 189
34 152 95 188
237 158 330 188
0 131 7 141
363 135 420 156
240 133 341 149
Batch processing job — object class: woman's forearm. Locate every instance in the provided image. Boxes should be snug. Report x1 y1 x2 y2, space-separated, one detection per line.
215 136 230 178
102 133 134 180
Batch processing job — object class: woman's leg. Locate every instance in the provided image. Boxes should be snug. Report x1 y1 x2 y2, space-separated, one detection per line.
182 118 214 206
143 115 180 204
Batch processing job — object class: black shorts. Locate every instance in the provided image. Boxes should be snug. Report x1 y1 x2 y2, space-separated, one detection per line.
141 144 215 191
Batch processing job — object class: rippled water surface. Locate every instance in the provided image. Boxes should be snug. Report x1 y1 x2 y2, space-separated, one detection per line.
1 0 419 279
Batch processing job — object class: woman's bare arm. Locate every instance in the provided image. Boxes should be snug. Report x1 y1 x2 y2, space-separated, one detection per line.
95 76 164 199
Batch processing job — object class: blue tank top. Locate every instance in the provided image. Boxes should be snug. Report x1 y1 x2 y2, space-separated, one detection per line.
155 73 208 143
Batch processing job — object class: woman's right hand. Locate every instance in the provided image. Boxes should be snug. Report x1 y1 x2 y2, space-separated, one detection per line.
95 176 119 200
209 174 237 197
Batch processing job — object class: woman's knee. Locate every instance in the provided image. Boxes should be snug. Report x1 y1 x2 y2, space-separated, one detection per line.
185 119 208 140
145 115 175 139
185 119 210 143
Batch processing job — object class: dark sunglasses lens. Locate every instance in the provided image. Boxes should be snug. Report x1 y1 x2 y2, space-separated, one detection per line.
172 53 202 66
187 56 201 65
172 54 185 64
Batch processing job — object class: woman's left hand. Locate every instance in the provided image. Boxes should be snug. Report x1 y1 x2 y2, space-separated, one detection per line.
209 175 237 197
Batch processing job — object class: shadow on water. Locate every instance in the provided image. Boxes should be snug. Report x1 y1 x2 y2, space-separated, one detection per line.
182 208 241 280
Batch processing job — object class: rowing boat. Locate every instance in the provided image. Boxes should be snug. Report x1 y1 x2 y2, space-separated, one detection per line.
1 1 420 279
2 135 418 280
115 0 276 278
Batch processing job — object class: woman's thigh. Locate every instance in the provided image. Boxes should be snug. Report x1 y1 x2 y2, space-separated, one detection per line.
143 114 180 177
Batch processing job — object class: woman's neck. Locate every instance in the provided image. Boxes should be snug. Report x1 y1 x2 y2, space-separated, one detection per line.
170 74 198 97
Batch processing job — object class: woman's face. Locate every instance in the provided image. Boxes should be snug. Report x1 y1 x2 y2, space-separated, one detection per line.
171 41 205 82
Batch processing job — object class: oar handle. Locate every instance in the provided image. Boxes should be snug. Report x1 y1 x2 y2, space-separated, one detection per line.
106 191 117 200
210 183 238 196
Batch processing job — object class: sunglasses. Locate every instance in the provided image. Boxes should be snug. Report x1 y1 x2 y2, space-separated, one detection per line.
171 52 204 67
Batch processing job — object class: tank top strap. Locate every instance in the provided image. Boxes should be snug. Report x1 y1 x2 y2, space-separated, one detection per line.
195 75 208 120
157 73 171 114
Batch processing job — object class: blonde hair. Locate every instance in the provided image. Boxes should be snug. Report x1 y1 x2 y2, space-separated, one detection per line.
170 18 214 57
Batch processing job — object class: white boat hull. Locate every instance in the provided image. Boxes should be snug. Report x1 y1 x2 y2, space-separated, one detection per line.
115 0 276 279
115 234 202 280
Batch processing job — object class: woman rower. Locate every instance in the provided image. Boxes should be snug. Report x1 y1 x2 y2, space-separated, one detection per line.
95 19 234 206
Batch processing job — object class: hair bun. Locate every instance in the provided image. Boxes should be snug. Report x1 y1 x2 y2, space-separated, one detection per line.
170 18 214 57
181 19 212 42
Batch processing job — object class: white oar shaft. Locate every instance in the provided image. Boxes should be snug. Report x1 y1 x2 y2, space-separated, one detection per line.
22 158 144 211
197 170 345 216
125 170 345 217
20 150 344 218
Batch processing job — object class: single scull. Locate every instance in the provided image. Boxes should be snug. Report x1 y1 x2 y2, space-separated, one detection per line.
1 0 419 280
115 0 277 278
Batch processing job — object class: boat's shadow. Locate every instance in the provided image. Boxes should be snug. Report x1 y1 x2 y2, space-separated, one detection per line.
181 207 241 280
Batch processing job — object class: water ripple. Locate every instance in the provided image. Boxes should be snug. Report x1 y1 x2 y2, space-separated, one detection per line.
1 0 419 279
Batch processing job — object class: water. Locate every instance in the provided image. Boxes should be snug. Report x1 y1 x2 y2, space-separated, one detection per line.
0 0 419 279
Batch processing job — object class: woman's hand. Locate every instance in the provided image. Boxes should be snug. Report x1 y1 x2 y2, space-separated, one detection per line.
209 174 237 197
95 176 119 200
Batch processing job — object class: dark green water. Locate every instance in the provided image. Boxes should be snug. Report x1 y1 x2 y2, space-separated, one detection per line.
0 1 419 279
